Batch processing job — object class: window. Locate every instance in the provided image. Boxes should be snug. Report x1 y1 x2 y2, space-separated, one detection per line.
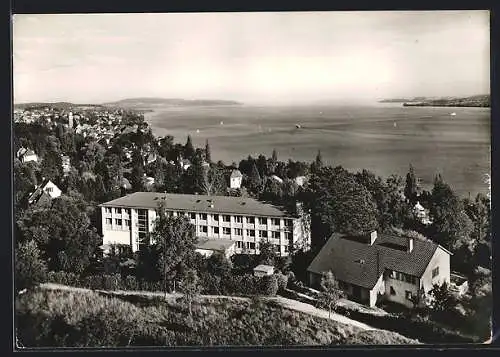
258 217 267 225
284 245 289 253
405 291 413 300
46 187 53 193
246 217 255 224
223 227 231 235
234 228 243 236
259 230 268 238
115 219 122 226
223 215 231 222
247 229 255 237
114 208 122 214
124 219 131 227
271 218 280 226
105 218 112 225
190 212 196 219
432 267 439 278
200 213 207 220
285 232 293 240
105 207 112 214
236 241 243 248
235 216 243 223
285 219 292 227
271 231 281 239
249 242 256 249
200 225 208 233
390 286 396 295
212 227 219 234
213 214 219 221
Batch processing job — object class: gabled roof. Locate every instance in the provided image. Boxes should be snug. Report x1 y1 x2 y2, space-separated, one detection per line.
99 192 296 218
307 233 447 289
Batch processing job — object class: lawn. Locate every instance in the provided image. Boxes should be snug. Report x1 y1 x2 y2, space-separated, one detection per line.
15 288 418 347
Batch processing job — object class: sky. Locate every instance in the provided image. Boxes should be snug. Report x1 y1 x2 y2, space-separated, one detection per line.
12 11 490 105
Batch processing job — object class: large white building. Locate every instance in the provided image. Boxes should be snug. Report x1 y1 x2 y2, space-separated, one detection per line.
99 192 311 256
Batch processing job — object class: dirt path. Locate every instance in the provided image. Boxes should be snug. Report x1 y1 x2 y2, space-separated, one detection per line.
40 283 377 331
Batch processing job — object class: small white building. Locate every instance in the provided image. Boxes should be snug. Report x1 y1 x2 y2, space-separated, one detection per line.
253 264 275 277
21 149 38 164
294 175 308 187
413 201 432 225
27 179 62 205
270 175 284 184
195 238 236 259
230 169 243 189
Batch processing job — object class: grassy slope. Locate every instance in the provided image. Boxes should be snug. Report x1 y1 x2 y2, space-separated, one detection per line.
15 289 418 347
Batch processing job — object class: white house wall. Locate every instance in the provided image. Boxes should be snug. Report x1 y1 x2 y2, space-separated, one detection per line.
420 246 451 294
384 274 419 308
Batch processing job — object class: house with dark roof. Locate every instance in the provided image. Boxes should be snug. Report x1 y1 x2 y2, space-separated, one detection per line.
26 179 62 206
230 169 243 189
307 231 452 308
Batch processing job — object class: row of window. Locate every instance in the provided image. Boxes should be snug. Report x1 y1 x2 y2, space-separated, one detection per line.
106 207 294 227
234 241 286 252
389 286 414 300
188 212 290 226
198 226 290 239
104 207 129 215
105 218 131 228
387 270 418 285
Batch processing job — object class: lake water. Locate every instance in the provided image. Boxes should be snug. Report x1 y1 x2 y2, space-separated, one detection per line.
144 103 491 197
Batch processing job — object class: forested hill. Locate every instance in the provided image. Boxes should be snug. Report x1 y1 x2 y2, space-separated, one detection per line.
102 97 243 109
14 102 104 110
379 95 490 107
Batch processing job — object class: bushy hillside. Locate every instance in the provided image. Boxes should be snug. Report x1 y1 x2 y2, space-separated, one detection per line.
15 289 418 347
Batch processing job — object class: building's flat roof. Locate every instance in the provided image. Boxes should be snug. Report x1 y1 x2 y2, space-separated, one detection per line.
99 192 295 217
195 238 235 252
253 264 275 273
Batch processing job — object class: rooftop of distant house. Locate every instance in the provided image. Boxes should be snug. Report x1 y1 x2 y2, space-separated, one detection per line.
230 169 243 178
99 192 297 218
307 232 452 290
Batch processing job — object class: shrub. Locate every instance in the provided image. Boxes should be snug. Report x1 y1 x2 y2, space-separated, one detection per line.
261 275 279 296
15 240 48 291
124 275 139 291
275 273 289 292
46 271 80 287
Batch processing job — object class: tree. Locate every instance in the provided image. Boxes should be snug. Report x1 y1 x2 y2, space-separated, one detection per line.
130 149 145 192
179 269 202 317
428 281 457 318
272 148 278 163
404 164 418 203
201 166 226 196
317 271 345 318
205 139 212 163
15 240 48 291
16 195 101 274
311 150 323 172
150 205 198 296
206 253 232 278
258 240 277 266
184 135 195 160
302 166 379 247
40 147 63 183
429 175 474 251
248 162 262 194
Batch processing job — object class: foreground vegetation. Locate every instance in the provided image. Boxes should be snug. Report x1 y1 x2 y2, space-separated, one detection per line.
16 289 418 347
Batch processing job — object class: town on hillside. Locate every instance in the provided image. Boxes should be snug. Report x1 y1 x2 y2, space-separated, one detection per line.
14 103 492 346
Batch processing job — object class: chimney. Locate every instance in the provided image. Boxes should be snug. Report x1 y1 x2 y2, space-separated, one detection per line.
408 237 414 253
369 231 377 245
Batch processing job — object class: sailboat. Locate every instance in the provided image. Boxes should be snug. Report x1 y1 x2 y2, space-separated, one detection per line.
450 112 457 117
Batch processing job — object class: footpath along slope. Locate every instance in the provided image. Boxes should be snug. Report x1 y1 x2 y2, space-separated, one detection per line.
40 283 377 331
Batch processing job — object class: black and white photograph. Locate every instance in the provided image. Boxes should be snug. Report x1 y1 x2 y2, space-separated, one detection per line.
12 10 492 347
